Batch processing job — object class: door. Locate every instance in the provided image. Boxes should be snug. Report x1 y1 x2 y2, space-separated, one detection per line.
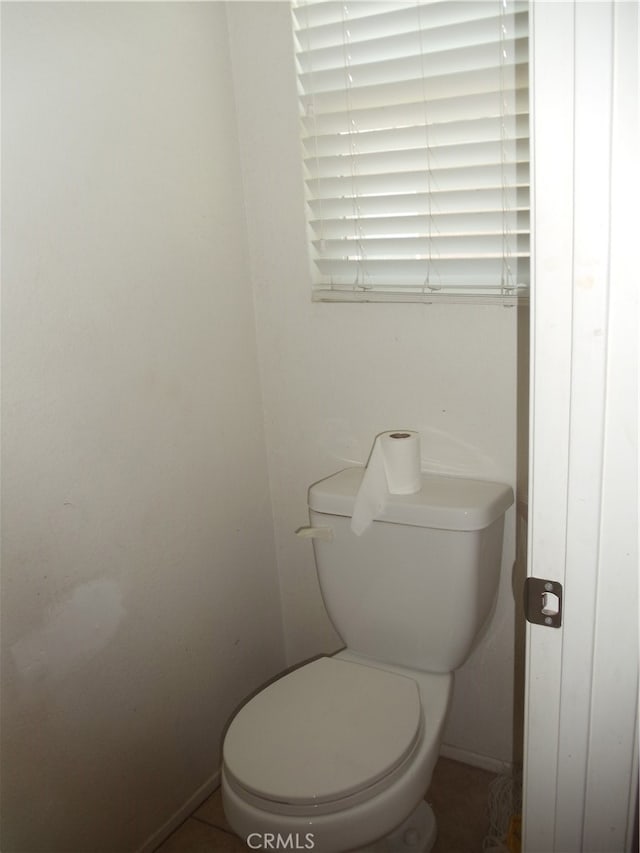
523 3 638 851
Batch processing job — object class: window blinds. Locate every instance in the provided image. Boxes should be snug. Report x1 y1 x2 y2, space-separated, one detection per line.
291 0 530 302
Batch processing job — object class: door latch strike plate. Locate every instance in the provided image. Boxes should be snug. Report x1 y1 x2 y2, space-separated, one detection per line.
524 577 563 627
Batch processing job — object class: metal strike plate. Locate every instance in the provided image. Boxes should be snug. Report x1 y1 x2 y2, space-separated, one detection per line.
524 577 563 627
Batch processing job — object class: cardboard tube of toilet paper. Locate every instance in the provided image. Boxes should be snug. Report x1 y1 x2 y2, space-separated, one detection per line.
350 431 422 535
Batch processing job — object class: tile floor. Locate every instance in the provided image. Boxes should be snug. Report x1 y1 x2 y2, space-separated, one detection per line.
155 757 497 853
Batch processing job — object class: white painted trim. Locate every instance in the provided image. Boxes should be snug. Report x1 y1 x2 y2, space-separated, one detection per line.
439 744 512 777
523 4 574 845
137 769 221 853
524 2 638 851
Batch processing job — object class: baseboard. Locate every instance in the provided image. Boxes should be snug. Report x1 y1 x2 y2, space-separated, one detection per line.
137 769 221 853
439 743 512 776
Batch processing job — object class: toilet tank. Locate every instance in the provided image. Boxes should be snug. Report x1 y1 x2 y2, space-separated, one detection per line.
308 467 513 674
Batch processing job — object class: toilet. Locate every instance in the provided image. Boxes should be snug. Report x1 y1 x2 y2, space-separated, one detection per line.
222 466 513 853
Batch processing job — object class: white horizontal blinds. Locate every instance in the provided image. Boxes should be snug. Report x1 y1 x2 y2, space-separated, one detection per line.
292 0 530 299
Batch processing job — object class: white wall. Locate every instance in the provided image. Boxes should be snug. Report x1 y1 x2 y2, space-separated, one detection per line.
227 2 524 770
1 4 285 852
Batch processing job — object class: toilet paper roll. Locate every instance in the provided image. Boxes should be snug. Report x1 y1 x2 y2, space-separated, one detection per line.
350 431 422 535
378 431 422 494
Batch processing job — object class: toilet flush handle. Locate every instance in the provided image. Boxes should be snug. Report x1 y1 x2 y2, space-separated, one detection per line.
295 526 333 542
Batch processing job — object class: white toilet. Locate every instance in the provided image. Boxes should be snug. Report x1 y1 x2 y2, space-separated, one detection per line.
222 466 513 853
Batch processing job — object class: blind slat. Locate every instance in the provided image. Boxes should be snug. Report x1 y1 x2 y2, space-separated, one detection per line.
314 257 530 287
303 89 529 135
312 234 530 260
305 139 530 178
306 163 530 198
308 186 530 219
303 114 529 158
310 210 530 239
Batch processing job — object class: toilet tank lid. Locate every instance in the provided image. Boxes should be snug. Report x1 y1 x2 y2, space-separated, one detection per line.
309 467 514 531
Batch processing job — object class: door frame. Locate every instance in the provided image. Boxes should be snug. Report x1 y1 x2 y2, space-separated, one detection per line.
523 2 638 851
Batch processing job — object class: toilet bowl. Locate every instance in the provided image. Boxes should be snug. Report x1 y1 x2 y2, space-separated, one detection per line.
222 466 513 852
223 652 452 853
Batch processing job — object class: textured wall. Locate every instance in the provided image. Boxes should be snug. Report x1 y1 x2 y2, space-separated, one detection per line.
1 4 285 851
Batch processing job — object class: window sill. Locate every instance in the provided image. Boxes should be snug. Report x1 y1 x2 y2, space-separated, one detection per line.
311 289 530 307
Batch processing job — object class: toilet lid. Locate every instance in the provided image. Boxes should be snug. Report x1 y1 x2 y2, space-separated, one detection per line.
223 657 422 806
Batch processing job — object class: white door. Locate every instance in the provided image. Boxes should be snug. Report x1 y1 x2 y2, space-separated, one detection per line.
523 2 638 851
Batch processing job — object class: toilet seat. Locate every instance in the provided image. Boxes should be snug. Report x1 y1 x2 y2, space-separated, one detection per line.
223 657 423 812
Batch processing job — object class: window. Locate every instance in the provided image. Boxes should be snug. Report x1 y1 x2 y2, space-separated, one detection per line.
291 1 529 303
